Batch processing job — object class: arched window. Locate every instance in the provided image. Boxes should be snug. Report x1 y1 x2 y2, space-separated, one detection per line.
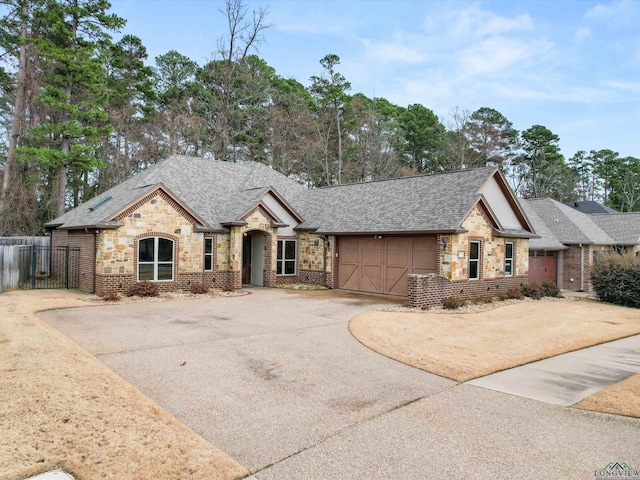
138 237 174 281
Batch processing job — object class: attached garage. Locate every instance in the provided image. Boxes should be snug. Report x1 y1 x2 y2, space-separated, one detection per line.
337 236 437 296
529 251 557 285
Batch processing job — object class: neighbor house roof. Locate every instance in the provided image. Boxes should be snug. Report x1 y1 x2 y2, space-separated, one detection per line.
590 213 640 245
47 155 535 237
522 198 617 246
564 200 617 214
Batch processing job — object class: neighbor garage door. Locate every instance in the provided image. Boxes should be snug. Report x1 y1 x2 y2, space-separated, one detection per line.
529 251 557 285
337 236 437 296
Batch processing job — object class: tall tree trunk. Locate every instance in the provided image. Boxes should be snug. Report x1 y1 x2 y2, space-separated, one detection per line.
1 0 29 211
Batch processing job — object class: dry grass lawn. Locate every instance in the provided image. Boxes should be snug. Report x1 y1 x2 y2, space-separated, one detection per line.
349 298 640 383
0 290 248 480
574 373 640 418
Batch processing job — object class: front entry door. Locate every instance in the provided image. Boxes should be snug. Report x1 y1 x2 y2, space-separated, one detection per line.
242 234 251 284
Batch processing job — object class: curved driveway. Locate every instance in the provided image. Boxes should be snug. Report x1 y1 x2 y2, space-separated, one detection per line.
40 289 640 479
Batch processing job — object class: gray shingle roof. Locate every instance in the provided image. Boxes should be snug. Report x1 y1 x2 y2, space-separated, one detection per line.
47 155 306 231
522 198 617 246
564 200 618 214
519 200 567 250
590 213 640 245
48 156 528 236
297 166 499 234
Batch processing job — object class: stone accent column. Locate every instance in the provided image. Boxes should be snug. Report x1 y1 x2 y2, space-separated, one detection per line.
229 226 242 289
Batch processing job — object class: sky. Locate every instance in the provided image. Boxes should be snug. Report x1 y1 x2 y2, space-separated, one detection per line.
108 0 640 160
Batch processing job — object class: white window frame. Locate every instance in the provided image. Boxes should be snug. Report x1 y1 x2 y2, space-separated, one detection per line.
204 238 213 271
469 241 480 280
138 237 174 282
505 242 514 277
277 239 297 276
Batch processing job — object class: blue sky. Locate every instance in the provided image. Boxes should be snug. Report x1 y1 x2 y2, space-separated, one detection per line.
109 0 640 160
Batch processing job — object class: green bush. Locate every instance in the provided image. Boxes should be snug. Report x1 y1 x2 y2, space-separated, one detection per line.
521 283 544 300
190 282 209 294
128 281 159 297
442 297 466 310
541 281 561 298
591 253 640 308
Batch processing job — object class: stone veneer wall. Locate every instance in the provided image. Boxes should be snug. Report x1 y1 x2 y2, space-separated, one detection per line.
439 205 528 281
94 190 206 295
274 233 335 288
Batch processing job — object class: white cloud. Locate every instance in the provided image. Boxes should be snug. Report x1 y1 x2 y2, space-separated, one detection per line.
584 0 637 22
573 26 592 42
584 3 615 20
361 39 427 64
606 80 640 94
456 37 554 79
446 6 534 38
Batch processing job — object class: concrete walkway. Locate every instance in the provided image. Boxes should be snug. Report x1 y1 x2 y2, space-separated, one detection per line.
468 334 640 406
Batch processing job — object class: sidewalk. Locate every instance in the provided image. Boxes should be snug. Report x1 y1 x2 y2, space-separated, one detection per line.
468 334 640 406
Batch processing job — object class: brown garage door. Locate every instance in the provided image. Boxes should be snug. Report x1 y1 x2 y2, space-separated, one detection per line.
529 251 557 285
337 236 437 296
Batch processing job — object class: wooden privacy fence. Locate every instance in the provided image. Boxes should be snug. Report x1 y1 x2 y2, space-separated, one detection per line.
0 237 50 293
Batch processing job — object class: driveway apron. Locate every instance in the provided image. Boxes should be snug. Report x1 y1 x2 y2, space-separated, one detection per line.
468 334 640 406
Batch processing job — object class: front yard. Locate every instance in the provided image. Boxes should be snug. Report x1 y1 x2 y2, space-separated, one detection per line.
349 297 640 417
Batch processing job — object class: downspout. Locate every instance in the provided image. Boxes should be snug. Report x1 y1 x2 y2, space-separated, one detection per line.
93 229 98 294
579 243 584 292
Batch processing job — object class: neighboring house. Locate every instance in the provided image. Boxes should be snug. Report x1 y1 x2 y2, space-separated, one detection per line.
564 200 617 214
46 155 536 306
521 198 639 291
590 213 640 256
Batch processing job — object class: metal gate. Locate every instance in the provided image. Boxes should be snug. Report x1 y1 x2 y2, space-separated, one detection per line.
18 245 80 290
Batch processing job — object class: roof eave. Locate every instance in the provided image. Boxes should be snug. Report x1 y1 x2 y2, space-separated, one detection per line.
56 223 122 231
314 228 467 236
492 228 539 239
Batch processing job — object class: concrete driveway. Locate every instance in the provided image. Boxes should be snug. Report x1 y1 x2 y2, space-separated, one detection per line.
40 289 640 479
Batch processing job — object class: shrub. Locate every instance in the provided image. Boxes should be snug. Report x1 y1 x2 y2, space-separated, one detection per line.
442 297 466 310
541 281 561 298
190 282 209 294
101 289 121 302
128 281 159 297
521 283 543 300
505 288 524 300
222 282 236 292
591 252 640 308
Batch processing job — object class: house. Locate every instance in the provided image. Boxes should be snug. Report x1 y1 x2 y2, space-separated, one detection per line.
521 198 640 291
46 155 536 306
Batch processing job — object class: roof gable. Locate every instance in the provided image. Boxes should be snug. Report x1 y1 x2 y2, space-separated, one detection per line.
109 184 209 228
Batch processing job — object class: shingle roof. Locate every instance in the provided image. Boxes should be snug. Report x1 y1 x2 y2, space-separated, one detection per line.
590 213 640 245
294 167 498 234
47 155 306 231
48 156 530 236
522 198 617 246
519 200 567 250
564 200 618 214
